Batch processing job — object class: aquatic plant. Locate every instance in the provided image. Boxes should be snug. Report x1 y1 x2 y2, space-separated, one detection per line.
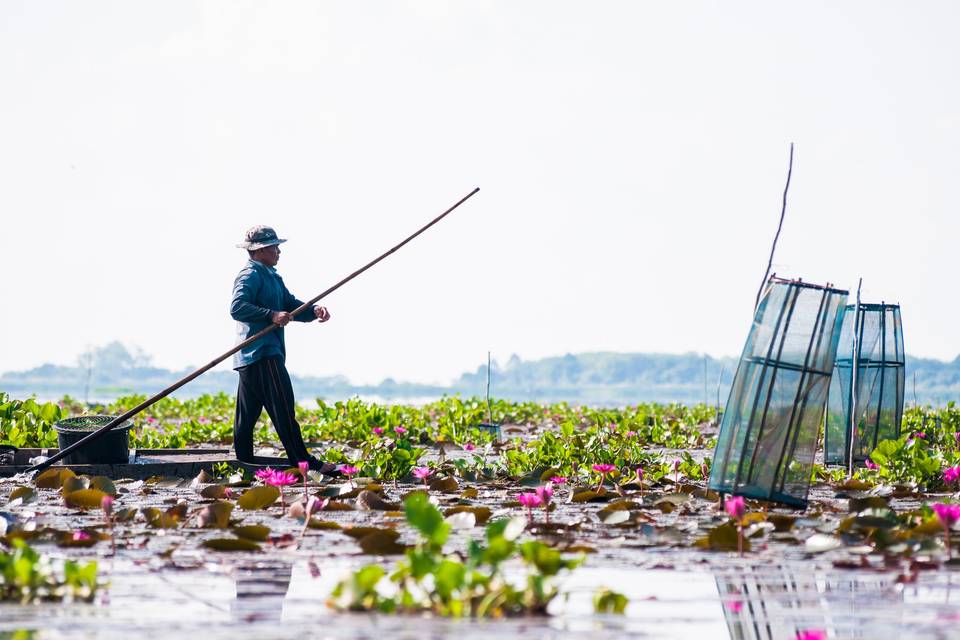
339 464 359 489
591 464 616 491
329 493 586 617
413 466 432 487
932 502 960 557
518 492 543 523
0 540 98 603
536 483 554 523
725 495 747 556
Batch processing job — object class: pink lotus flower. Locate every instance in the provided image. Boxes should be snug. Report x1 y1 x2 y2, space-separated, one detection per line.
518 492 543 522
625 431 637 438
865 459 879 470
536 484 554 523
198 416 209 424
726 495 747 556
72 530 91 542
944 466 960 486
932 502 960 558
933 503 960 526
463 443 476 452
549 476 568 485
796 631 826 640
255 468 277 483
725 495 746 519
339 464 359 489
263 469 298 509
394 426 407 435
592 464 616 491
413 466 432 487
269 471 298 486
373 427 385 436
914 432 927 439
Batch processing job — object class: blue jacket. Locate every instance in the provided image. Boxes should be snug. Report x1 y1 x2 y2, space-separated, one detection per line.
230 260 314 369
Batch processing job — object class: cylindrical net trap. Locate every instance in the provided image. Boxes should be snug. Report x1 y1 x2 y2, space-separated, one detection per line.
708 277 849 508
824 303 905 466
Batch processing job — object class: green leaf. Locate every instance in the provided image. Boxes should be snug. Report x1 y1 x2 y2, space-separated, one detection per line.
35 467 75 489
232 524 271 541
404 492 450 550
64 489 108 510
8 487 36 504
434 559 467 599
594 587 628 614
202 538 261 552
89 476 118 496
196 501 234 528
237 485 280 510
693 523 751 552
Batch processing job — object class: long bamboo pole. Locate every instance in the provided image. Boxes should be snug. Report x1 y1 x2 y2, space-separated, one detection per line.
30 187 480 473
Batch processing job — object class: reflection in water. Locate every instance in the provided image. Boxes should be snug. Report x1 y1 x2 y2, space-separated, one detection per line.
231 562 293 623
715 564 902 640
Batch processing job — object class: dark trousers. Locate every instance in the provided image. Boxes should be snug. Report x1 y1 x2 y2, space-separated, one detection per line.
233 356 310 464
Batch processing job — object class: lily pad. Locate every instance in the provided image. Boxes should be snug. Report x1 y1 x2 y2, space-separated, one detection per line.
322 500 354 512
804 533 843 553
196 501 233 529
8 487 36 504
428 476 460 493
602 510 631 525
344 526 400 541
694 523 751 552
56 531 102 548
200 484 230 500
572 489 609 503
89 476 118 496
445 511 476 529
35 467 75 489
202 538 261 552
306 519 342 530
238 485 280 510
355 490 402 511
233 524 271 541
357 530 408 555
62 475 91 494
64 488 109 510
443 506 492 524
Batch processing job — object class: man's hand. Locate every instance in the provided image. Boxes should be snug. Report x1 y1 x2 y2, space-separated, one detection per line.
313 305 331 323
271 311 293 327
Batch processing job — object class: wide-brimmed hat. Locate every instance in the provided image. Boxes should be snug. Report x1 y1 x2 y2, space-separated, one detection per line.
237 225 287 250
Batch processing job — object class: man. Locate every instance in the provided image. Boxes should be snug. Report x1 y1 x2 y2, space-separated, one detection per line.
230 225 337 473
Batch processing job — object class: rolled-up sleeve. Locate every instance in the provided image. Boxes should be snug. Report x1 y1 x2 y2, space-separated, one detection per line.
231 269 274 322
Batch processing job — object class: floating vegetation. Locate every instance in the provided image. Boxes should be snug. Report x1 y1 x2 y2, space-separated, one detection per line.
0 539 98 603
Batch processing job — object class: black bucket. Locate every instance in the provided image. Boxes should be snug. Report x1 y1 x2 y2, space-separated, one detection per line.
54 415 133 465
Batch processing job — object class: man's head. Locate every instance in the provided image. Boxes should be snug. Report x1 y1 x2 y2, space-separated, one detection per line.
237 225 286 267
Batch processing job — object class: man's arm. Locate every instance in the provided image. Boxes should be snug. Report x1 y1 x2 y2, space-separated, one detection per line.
282 286 318 322
230 269 273 323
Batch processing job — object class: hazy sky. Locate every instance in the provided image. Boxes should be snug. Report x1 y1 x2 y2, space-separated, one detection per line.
2 1 958 385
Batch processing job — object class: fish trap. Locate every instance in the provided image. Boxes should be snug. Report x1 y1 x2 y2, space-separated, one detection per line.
709 277 849 508
824 303 904 466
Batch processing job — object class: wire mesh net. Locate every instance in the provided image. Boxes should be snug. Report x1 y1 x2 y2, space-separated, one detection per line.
824 304 904 466
708 278 849 508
